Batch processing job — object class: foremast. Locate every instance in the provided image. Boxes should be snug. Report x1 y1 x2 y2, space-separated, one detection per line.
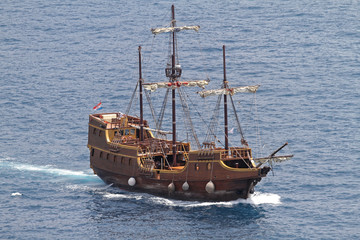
138 46 144 142
222 45 248 149
198 45 259 152
197 46 293 164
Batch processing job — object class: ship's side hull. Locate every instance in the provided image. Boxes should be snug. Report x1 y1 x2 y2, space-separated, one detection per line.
89 146 264 201
88 113 269 202
92 165 259 201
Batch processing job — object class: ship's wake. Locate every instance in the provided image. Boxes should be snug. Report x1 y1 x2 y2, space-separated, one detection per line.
101 191 281 207
0 157 98 179
1 157 281 206
147 192 281 207
1 157 102 197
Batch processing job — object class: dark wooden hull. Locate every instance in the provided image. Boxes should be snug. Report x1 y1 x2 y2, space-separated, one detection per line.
92 166 259 201
88 113 270 202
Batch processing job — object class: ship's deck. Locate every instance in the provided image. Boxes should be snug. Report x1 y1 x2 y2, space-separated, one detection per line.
90 112 255 169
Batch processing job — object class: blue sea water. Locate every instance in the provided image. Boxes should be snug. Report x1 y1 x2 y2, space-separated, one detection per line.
1 0 359 239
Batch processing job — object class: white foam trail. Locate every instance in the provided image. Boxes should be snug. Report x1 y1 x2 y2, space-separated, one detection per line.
148 192 281 208
65 183 112 192
0 157 95 178
98 190 281 207
13 164 90 177
65 184 95 191
103 193 143 200
11 192 22 196
1 160 96 178
245 192 282 205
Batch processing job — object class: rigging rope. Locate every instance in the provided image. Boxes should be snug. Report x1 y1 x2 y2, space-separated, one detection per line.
253 92 263 157
204 94 222 144
181 86 225 148
178 88 201 149
125 81 139 115
229 93 245 142
155 88 170 138
144 89 159 131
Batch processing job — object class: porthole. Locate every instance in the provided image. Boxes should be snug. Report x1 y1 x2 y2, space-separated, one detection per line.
91 148 95 156
195 163 199 171
106 153 110 160
99 130 102 136
93 128 97 134
99 151 103 158
129 159 132 166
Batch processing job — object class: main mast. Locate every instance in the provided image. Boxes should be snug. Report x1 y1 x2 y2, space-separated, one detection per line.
223 45 229 151
148 5 202 164
171 5 177 165
169 5 180 166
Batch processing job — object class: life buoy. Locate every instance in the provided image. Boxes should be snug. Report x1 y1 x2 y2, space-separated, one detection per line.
121 136 128 143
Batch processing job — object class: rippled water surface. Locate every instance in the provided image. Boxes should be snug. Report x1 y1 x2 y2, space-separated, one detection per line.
1 0 359 239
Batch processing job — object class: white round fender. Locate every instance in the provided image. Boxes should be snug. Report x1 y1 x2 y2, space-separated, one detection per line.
128 177 136 186
168 182 175 192
182 181 189 191
205 180 215 193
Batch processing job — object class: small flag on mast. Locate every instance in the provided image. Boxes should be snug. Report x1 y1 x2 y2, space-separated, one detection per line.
93 101 103 111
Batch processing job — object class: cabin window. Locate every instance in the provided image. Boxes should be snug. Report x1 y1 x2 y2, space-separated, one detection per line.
91 148 95 156
120 130 124 135
93 128 97 135
129 158 132 166
195 163 199 171
130 129 135 135
207 163 212 171
99 130 102 136
121 157 124 164
100 151 103 158
106 153 110 160
125 129 129 135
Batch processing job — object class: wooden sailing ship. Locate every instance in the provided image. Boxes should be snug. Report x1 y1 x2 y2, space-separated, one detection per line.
87 5 292 201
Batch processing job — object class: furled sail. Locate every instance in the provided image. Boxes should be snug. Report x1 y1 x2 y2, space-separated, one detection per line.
143 80 210 92
253 155 293 164
197 85 260 98
151 25 200 35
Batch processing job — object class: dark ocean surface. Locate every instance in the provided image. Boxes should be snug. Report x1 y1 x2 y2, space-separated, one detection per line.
1 0 359 239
